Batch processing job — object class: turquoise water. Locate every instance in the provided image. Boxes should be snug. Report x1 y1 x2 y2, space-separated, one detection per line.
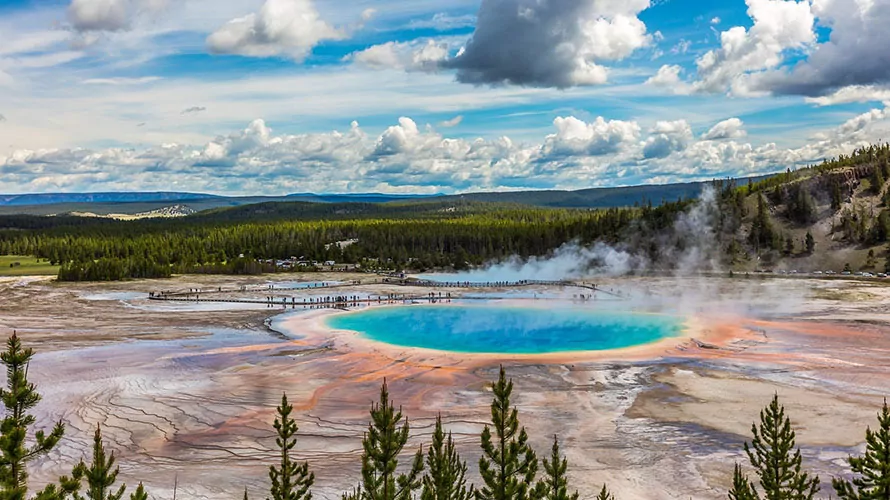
326 305 683 354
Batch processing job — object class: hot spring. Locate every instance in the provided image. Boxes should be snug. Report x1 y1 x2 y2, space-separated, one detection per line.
325 305 685 354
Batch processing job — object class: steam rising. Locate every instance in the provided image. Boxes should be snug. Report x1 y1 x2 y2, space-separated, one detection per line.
435 187 721 282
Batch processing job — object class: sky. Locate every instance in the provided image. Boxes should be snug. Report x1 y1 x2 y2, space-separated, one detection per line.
0 0 889 195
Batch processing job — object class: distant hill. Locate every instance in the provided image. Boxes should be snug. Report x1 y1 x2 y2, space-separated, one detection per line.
0 176 779 216
0 192 441 216
0 192 221 206
438 181 711 208
287 193 438 203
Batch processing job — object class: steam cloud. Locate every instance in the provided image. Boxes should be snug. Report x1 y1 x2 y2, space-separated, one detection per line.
437 187 722 282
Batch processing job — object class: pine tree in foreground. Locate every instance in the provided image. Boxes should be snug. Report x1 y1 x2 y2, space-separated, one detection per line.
0 332 82 500
421 415 472 500
833 399 890 499
594 485 615 500
348 380 423 500
728 464 758 500
128 484 147 500
540 437 577 500
268 394 314 500
739 394 819 500
476 366 540 500
74 425 126 500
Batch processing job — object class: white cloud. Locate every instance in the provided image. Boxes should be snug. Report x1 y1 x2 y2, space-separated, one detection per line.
348 40 450 72
82 76 162 85
702 118 747 140
753 0 890 97
643 120 693 159
407 13 476 30
691 0 815 95
68 0 129 31
805 85 890 106
439 115 463 128
0 70 13 87
671 39 692 55
6 51 84 69
645 64 693 94
2 107 889 194
67 0 169 32
541 116 641 157
711 17 721 24
0 31 70 56
835 107 889 137
206 0 344 61
444 0 653 88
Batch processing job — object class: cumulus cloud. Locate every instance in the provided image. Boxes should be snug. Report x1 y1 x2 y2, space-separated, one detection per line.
181 106 206 114
443 0 652 88
439 115 463 128
805 85 890 106
67 0 169 32
348 40 450 72
2 107 889 195
541 116 641 158
691 0 815 95
702 118 747 140
645 64 692 94
753 0 890 97
643 120 693 159
206 0 344 61
835 107 889 137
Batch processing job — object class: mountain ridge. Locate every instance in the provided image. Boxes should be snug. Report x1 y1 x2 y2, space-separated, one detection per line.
0 174 779 213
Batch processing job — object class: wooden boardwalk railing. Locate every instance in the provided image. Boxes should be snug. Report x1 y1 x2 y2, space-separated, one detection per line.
147 277 624 305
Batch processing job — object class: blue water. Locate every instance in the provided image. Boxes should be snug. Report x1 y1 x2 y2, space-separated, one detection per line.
326 305 683 354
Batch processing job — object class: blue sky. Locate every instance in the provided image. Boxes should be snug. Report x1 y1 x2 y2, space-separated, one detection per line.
0 0 888 195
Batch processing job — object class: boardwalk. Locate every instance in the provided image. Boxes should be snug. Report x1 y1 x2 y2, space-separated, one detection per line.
146 277 624 308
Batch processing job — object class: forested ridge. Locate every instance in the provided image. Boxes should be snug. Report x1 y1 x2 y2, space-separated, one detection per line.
0 199 691 281
2 333 888 500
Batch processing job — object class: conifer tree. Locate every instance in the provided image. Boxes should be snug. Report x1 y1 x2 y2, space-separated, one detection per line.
74 425 125 500
728 464 757 500
540 437 577 500
831 181 843 211
741 394 819 500
128 485 147 500
351 380 423 500
0 333 77 500
873 167 885 196
476 366 540 500
268 394 314 500
805 232 815 255
833 399 890 499
594 485 615 500
421 415 472 500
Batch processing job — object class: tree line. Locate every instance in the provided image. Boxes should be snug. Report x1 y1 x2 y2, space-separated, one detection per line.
0 201 694 282
2 334 889 500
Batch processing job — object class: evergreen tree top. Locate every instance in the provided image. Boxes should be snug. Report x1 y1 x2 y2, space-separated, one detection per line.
833 398 890 500
742 393 819 500
476 366 539 500
541 436 578 500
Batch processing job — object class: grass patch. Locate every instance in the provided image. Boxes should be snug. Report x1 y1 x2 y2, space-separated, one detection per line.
0 256 59 277
811 288 876 302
